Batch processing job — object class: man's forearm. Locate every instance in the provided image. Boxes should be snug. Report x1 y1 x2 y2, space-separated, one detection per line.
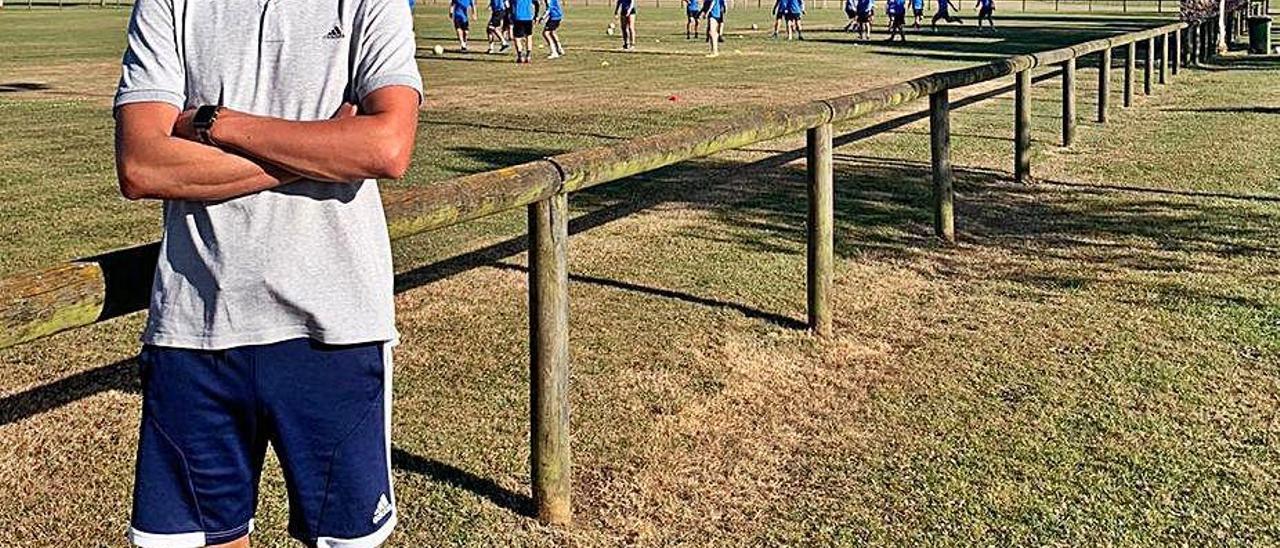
115 102 300 201
118 136 298 201
209 107 411 183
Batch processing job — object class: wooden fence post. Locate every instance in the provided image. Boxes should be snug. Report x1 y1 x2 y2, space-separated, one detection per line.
1015 70 1032 184
1124 41 1135 106
806 123 834 337
1182 24 1192 67
1143 37 1154 95
1159 33 1168 84
529 192 572 526
1062 58 1076 147
1098 48 1111 123
930 91 955 243
1201 21 1210 62
1172 28 1181 75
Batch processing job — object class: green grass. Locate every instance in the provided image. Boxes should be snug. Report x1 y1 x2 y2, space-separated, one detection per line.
2 6 1279 547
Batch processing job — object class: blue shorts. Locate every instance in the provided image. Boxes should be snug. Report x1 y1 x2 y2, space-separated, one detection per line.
127 338 395 548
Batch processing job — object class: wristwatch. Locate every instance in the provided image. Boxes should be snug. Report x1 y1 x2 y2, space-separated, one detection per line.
192 105 221 145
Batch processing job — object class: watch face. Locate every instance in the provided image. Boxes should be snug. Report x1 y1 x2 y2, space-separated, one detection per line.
193 106 219 129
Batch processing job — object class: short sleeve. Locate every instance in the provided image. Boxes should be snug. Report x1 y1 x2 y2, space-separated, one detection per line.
114 0 186 112
354 0 425 104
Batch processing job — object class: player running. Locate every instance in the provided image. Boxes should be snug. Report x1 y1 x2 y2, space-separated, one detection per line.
450 0 476 51
911 0 925 29
854 0 873 40
787 0 806 40
701 0 726 56
975 0 995 31
931 0 963 29
542 0 565 58
886 0 906 40
686 0 702 39
486 0 511 53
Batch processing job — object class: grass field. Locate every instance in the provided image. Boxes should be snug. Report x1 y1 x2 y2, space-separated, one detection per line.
2 5 1280 547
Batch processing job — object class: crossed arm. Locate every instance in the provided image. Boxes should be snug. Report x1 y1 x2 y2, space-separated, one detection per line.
114 86 420 201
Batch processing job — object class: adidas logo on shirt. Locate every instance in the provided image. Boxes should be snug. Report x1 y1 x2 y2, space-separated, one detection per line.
372 493 393 524
324 26 344 39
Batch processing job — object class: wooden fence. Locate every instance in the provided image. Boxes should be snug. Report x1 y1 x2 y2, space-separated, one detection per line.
0 13 1240 525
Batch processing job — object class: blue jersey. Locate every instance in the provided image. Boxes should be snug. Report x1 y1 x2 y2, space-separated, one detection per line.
911 0 923 9
789 0 804 13
856 0 871 11
513 0 535 21
489 0 505 11
844 0 856 9
617 0 635 13
546 0 562 19
937 0 949 10
703 0 725 17
452 0 473 19
687 0 700 11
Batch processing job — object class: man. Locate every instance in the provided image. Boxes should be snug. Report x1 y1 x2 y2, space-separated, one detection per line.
886 0 907 41
541 0 566 60
511 0 539 62
487 0 512 53
112 0 422 545
975 0 995 31
701 0 726 57
452 0 477 51
931 0 963 29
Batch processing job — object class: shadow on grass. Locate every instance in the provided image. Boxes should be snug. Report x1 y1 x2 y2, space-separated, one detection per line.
1162 106 1280 115
0 82 52 93
1195 55 1280 71
391 447 535 517
0 356 138 425
488 262 809 330
807 18 1159 63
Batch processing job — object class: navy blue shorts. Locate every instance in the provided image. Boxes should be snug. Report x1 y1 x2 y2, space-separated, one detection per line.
127 338 395 548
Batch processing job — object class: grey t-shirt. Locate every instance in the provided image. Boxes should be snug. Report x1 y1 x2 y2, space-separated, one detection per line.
115 0 423 350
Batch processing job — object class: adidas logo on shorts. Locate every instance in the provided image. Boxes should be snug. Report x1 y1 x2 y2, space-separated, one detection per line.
373 493 393 524
324 26 345 39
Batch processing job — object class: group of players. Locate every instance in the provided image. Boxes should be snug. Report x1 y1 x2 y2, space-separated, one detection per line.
447 0 565 62
831 0 996 41
441 0 995 63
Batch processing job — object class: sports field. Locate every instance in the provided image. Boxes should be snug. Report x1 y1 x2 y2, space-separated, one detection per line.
2 5 1280 546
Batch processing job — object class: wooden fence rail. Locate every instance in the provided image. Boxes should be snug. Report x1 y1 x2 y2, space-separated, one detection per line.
0 14 1234 525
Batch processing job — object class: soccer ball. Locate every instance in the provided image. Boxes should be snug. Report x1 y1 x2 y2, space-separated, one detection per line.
433 45 444 55
607 24 615 35
751 23 759 30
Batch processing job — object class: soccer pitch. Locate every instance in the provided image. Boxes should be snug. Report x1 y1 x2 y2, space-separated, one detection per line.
3 5 1280 546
